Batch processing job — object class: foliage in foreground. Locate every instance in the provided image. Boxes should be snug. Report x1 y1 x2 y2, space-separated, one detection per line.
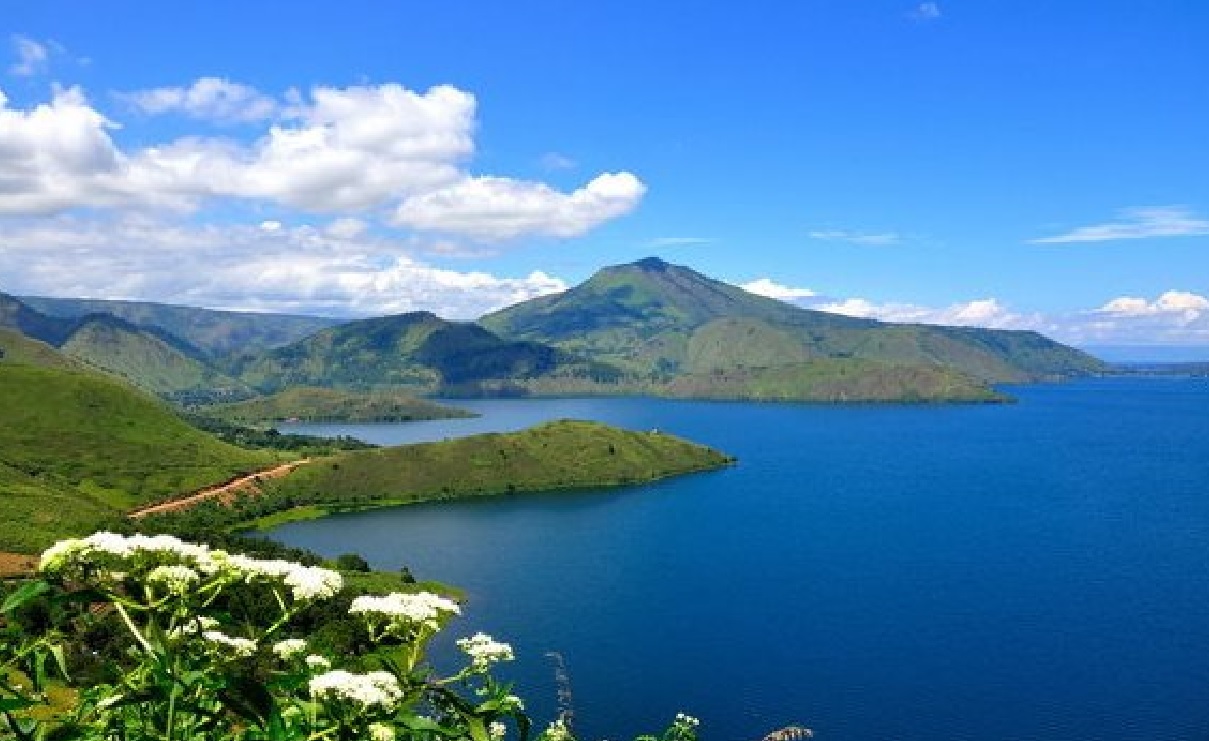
1 532 699 741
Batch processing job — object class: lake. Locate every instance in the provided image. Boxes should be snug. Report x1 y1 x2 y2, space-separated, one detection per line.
273 378 1209 741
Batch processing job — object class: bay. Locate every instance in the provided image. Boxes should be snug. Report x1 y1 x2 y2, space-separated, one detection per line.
273 378 1209 741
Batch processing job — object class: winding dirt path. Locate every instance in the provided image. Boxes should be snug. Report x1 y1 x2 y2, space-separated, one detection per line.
128 459 309 519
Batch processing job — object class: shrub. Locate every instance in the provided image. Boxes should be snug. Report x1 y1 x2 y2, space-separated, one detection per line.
1 532 699 741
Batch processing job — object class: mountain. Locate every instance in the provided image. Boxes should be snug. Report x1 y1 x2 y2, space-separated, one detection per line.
59 313 250 396
226 311 616 394
481 257 1106 399
21 295 338 357
1 291 76 345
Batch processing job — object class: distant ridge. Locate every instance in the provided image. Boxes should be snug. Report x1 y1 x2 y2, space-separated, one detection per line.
480 257 1106 400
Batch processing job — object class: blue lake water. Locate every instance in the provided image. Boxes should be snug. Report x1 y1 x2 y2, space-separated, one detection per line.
273 378 1209 741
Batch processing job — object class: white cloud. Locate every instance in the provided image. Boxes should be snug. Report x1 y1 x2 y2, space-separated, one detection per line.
0 81 645 239
1096 291 1209 322
741 278 817 301
814 296 1039 330
809 229 900 246
1031 206 1209 244
9 35 49 77
392 172 645 241
121 77 278 123
0 215 566 318
909 2 942 21
0 86 158 215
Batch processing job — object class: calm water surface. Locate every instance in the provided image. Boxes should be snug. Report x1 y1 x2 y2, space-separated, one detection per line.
274 379 1209 741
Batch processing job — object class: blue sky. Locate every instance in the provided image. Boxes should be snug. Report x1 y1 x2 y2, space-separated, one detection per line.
1 1 1207 351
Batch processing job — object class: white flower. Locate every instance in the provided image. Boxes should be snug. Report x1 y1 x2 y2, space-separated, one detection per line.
349 591 461 632
305 655 332 670
201 630 257 658
272 638 308 661
543 718 573 741
369 723 396 741
456 632 515 671
674 713 700 729
308 670 403 712
146 564 200 594
501 694 524 712
38 538 91 573
489 721 508 741
283 564 343 601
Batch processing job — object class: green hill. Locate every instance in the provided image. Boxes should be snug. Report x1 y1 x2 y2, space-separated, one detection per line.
59 314 251 395
20 295 337 357
0 328 91 372
481 257 1107 398
159 419 733 530
226 311 615 395
0 363 274 515
204 386 475 424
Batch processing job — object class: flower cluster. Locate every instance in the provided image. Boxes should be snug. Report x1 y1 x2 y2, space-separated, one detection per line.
39 532 342 603
456 632 515 671
308 670 404 712
272 638 308 661
306 654 332 670
200 630 257 658
146 564 200 594
349 591 461 633
489 721 508 741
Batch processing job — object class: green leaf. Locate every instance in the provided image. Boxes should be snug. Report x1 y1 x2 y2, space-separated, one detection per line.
0 696 39 712
2 580 50 613
468 717 490 741
49 643 70 681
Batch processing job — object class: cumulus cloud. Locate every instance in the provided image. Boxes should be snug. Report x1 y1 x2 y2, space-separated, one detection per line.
0 81 646 239
121 77 278 123
801 289 1209 346
1097 291 1209 322
0 86 157 214
741 278 817 301
9 35 49 77
1031 206 1209 244
392 172 645 240
0 215 566 318
808 229 900 246
813 296 1038 329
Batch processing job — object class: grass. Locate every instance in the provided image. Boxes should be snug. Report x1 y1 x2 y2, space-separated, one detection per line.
153 419 734 531
0 364 274 509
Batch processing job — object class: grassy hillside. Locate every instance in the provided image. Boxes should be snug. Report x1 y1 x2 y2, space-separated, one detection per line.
0 460 123 554
480 257 1106 398
21 295 337 356
60 314 251 395
203 386 475 423
227 311 613 394
0 329 90 372
665 357 1006 402
153 420 733 530
0 364 275 511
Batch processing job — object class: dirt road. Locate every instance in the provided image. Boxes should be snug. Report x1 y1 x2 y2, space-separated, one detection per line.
128 459 308 519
